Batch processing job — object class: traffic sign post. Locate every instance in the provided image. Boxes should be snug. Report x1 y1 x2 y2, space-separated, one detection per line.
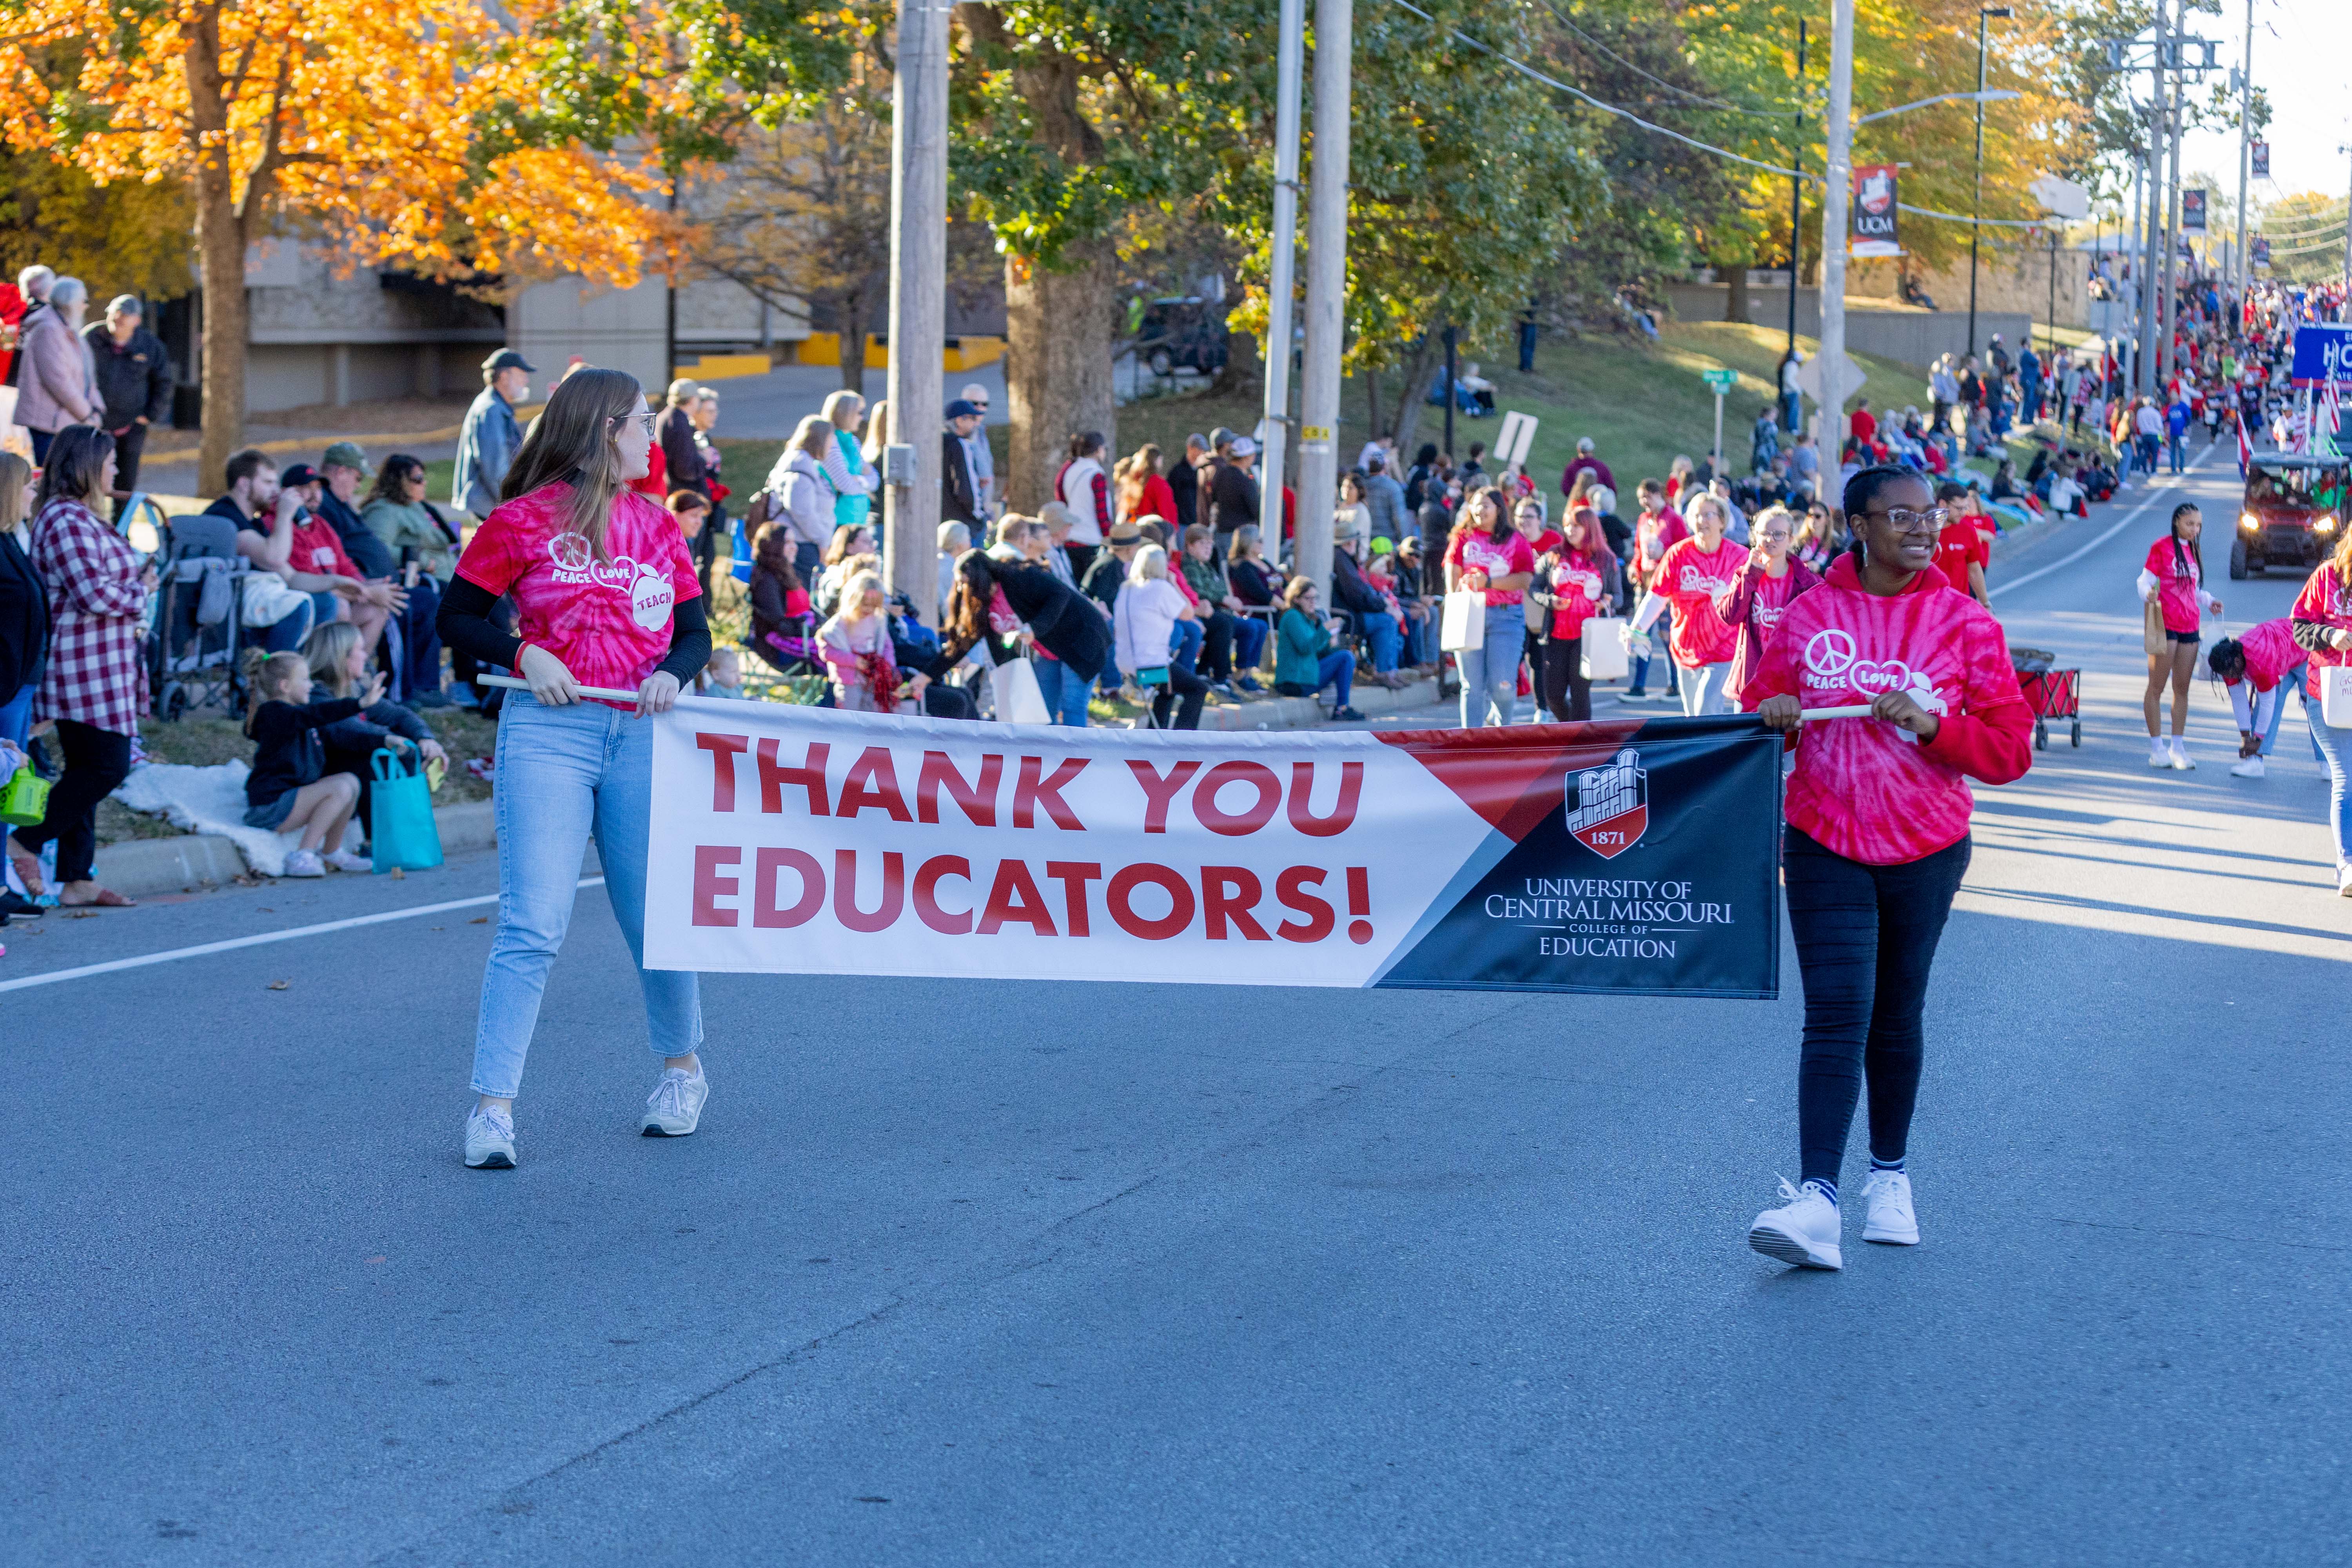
1702 367 1738 475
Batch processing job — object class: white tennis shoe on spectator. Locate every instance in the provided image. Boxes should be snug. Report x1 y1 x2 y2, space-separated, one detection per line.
2230 754 2266 779
1747 1178 1842 1270
1860 1169 1919 1245
641 1067 709 1136
323 848 373 873
465 1105 516 1169
282 849 325 878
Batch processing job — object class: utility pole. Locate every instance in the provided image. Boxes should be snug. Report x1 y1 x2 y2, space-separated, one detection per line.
1294 0 1352 609
1258 0 1306 540
1785 19 1806 383
2159 0 2187 393
2137 63 2163 397
1966 6 2011 359
1818 0 1855 461
882 0 946 623
2341 146 2352 296
2234 0 2253 299
1442 325 1456 462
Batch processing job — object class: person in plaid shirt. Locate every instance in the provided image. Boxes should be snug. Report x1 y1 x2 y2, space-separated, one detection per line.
11 428 149 907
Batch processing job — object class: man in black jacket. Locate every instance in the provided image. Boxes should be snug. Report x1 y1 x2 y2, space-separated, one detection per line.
941 399 982 526
1209 434 1261 546
83 295 172 495
1328 535 1403 686
1168 432 1207 530
657 378 709 498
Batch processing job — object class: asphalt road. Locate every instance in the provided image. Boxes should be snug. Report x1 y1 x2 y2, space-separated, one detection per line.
7 435 2348 1566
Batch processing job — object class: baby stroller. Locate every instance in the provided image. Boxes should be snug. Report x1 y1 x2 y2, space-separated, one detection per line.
148 511 253 722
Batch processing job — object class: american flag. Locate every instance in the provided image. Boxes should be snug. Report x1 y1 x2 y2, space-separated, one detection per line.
2238 405 2253 477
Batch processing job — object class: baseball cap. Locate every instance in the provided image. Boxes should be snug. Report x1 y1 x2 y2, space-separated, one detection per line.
106 294 143 317
946 398 979 419
1209 426 1236 450
483 348 537 374
280 463 321 487
321 441 367 472
1229 435 1257 459
1370 536 1395 555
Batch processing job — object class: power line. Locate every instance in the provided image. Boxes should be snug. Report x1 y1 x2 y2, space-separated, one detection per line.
1385 0 2049 229
1538 2 1791 120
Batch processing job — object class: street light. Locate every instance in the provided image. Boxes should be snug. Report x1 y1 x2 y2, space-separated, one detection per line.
1967 5 2013 360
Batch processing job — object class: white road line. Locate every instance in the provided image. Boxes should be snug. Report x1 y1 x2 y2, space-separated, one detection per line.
1988 442 2219 601
0 878 606 995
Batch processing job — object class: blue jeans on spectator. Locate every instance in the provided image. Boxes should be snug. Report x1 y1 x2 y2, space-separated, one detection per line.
2 679 36 748
399 575 444 698
793 541 822 594
2167 432 2185 474
1172 618 1204 677
1628 608 1680 697
1457 602 1522 727
2258 665 2314 759
258 597 317 654
1030 656 1091 726
1357 609 1401 674
2135 434 2160 475
2307 707 2352 867
28 428 54 463
1280 650 1355 710
469 690 702 1100
1231 613 1269 677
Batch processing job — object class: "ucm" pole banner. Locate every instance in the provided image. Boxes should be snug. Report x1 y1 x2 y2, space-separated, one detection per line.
642 703 1784 998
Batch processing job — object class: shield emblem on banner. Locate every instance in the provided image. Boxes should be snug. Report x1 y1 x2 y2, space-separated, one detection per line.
1564 747 1649 859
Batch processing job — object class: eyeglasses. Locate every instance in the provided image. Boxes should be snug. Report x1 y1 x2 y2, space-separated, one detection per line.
1864 506 1950 532
612 412 655 435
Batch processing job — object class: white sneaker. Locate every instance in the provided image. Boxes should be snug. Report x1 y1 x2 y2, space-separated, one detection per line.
2338 864 2352 898
2148 737 2172 769
323 848 373 873
2230 754 2266 779
2169 736 2196 771
465 1105 516 1169
1748 1178 1842 1270
282 848 325 878
1861 1169 1920 1245
641 1067 709 1136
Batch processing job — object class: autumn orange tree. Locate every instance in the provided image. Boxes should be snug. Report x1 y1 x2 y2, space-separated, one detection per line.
0 0 837 487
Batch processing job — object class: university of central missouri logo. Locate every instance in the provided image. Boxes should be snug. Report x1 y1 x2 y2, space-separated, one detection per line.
1563 748 1648 859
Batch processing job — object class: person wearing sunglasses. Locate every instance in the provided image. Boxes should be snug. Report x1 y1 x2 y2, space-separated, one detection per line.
1738 465 2032 1271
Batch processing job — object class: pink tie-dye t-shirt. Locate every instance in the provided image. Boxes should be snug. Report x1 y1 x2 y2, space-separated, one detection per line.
2143 536 2206 635
1654 535 1745 667
2290 566 2352 699
1744 557 2027 864
2235 617 2299 693
455 483 703 708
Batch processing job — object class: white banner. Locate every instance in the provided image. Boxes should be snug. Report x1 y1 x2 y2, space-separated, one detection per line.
640 700 1787 996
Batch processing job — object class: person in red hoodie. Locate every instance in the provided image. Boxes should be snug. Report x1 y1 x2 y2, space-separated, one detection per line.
1740 465 2033 1271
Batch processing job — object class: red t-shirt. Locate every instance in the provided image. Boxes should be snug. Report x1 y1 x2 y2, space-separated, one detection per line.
1743 554 2031 864
456 482 703 708
2290 566 2352 699
1652 535 1745 666
1632 508 1690 591
1933 520 1988 597
2142 537 2206 635
1446 527 1535 606
2234 617 2299 694
290 514 361 581
1850 408 1878 444
1545 552 1610 640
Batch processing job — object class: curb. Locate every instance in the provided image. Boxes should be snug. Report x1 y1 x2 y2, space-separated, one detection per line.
1191 674 1441 731
90 798 499 898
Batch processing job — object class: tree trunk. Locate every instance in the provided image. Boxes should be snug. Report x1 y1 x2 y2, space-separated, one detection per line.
1003 241 1116 513
840 290 868 393
1725 264 1749 323
1388 332 1441 454
185 10 246 494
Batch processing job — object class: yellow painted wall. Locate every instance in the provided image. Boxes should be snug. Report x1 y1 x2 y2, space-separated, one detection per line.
792 334 1006 372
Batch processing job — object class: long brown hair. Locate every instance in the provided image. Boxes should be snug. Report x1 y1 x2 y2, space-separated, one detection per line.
0 451 31 535
367 452 425 508
498 367 646 558
2332 523 2352 591
33 426 114 516
943 548 999 648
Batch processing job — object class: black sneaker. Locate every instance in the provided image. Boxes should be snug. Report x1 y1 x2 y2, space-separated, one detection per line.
1331 704 1366 721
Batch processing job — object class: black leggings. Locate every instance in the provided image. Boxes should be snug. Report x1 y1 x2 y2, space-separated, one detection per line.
1540 638 1591 721
1784 825 1970 1189
15 719 134 884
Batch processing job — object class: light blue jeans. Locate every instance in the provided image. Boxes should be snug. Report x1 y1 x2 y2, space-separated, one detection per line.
1457 602 1523 728
469 691 702 1098
1680 660 1735 716
1030 656 1091 726
2307 707 2352 867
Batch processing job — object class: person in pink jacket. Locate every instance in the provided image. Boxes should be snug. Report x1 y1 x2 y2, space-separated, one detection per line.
1741 466 2033 1272
15 277 98 462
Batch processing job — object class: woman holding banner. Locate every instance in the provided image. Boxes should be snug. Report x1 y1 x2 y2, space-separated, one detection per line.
434 369 712 1171
1740 466 2031 1270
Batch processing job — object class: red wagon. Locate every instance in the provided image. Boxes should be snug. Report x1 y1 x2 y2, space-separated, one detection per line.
2016 666 2080 750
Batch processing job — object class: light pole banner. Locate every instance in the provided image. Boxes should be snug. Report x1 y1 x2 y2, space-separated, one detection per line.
641 701 1785 998
1851 165 1902 258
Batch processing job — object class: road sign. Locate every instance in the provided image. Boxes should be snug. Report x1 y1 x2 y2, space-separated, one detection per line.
1700 368 1738 394
2290 325 2352 389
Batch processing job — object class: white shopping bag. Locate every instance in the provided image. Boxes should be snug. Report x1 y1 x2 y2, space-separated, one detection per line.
1579 616 1629 681
1440 591 1486 652
2322 665 2352 729
992 654 1053 724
